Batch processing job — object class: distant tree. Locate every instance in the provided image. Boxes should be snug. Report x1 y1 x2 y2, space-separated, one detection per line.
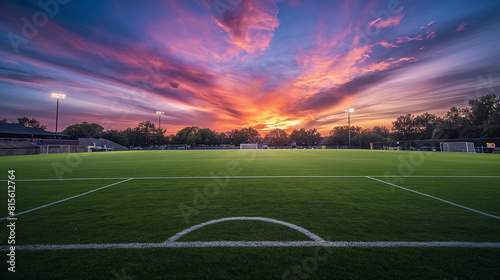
216 132 229 145
227 128 261 145
432 107 471 139
414 112 442 140
172 126 200 145
62 122 104 139
354 128 385 148
264 128 289 146
371 126 390 138
16 116 47 130
197 128 218 145
467 93 499 137
100 130 129 147
0 118 8 123
289 128 322 146
325 126 361 146
431 94 499 139
133 121 164 146
392 114 417 140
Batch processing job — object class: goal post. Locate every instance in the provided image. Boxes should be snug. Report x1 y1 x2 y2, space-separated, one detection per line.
43 145 71 154
240 143 258 149
440 142 475 153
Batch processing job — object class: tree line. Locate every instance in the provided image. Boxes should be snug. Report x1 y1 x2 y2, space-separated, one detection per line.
2 94 498 147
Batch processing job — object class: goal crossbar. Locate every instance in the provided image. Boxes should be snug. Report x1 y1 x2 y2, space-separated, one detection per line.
240 143 258 149
440 142 475 153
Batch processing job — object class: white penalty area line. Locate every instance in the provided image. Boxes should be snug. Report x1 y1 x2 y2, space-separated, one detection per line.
0 178 133 221
2 241 500 251
366 176 500 220
2 175 500 182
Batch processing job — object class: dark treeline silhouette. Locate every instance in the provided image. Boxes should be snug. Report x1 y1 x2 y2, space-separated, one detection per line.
3 94 498 147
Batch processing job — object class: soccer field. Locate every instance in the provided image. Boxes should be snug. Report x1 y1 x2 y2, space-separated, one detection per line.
1 150 499 279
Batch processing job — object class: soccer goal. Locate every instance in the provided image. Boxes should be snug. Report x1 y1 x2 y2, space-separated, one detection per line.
240 143 258 149
42 145 71 154
440 142 476 153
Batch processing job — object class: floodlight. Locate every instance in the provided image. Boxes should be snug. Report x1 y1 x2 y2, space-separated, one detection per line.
345 108 355 147
51 93 65 133
156 111 165 130
51 93 66 99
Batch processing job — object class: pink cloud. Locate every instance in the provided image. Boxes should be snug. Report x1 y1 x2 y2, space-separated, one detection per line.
426 29 436 39
379 41 398 48
396 34 423 44
211 0 280 55
420 20 435 29
370 14 404 29
456 22 467 32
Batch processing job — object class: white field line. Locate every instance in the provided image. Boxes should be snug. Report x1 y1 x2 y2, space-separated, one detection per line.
1 241 499 251
1 175 499 182
366 176 500 220
1 216 499 251
166 217 324 242
0 178 133 221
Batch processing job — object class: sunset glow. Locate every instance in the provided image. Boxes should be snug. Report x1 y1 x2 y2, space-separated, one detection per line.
1 0 499 134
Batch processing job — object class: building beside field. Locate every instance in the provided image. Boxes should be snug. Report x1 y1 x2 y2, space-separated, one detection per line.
0 123 127 156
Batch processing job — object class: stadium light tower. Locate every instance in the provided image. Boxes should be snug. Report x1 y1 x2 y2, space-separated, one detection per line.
345 108 354 147
156 111 165 129
51 93 66 133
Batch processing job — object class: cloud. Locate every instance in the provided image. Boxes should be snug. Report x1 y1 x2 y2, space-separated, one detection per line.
209 0 280 55
426 29 436 39
370 14 404 29
378 41 398 48
169 82 180 88
420 20 435 29
456 22 467 32
396 34 423 44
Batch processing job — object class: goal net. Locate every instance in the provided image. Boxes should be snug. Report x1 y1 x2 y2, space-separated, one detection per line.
42 145 71 154
440 142 475 153
240 143 258 149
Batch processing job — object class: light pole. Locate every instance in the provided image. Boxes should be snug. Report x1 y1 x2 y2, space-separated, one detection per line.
156 111 164 129
51 93 65 133
345 108 354 147
156 111 165 147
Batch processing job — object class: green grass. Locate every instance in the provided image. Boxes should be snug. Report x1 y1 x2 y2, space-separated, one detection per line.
0 150 499 279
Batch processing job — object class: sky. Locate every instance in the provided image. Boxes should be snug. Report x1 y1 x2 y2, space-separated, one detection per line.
0 0 499 134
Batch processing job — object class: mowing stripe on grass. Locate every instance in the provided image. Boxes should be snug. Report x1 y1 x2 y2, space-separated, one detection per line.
366 176 500 220
0 178 133 221
2 241 500 251
166 217 325 242
1 175 499 182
